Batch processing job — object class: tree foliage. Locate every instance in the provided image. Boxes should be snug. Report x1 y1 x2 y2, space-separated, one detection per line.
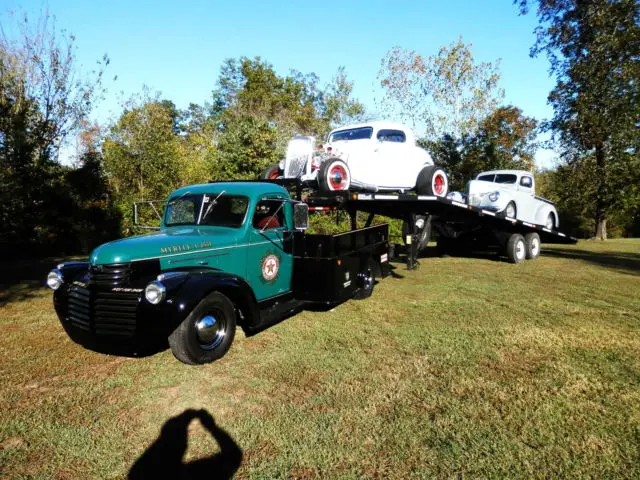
517 0 640 239
427 106 538 191
378 37 504 140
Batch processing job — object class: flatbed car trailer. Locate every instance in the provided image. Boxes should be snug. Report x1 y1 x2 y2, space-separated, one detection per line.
303 190 578 269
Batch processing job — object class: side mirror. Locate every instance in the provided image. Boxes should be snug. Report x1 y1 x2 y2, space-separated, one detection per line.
293 203 309 231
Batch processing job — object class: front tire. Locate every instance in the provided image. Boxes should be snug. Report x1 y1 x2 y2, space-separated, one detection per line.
415 166 448 197
169 291 237 365
505 202 517 219
505 234 526 264
318 158 351 191
262 164 281 180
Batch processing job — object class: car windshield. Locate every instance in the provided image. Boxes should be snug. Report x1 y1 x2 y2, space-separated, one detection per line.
494 174 517 184
329 127 373 142
165 194 249 227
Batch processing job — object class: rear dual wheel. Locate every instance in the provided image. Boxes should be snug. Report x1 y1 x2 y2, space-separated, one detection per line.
505 234 526 264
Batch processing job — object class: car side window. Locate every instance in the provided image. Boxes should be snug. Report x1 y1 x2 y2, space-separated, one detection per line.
376 129 406 143
520 176 533 188
478 174 495 182
253 199 286 230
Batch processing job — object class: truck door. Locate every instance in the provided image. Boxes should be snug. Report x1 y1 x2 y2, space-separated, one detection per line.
247 196 293 301
516 175 536 222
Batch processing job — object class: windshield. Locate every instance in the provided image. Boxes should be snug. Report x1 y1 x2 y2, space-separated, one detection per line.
329 127 373 142
164 194 249 227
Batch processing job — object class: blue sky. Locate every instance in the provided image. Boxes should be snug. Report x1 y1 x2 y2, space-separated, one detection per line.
7 0 558 167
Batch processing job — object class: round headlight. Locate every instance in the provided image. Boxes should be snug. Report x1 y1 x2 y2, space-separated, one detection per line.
46 269 64 290
489 191 500 202
145 281 166 305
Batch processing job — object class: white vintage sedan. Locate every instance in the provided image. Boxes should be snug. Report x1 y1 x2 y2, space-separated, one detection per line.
263 122 448 196
453 169 559 229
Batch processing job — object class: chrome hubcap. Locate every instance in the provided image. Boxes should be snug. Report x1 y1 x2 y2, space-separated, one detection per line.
359 271 373 292
195 314 226 350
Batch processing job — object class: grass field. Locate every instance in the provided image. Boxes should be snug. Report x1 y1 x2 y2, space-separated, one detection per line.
1 239 639 479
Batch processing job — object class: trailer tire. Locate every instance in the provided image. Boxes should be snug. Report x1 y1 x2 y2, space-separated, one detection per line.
525 232 541 260
318 158 351 191
416 166 448 197
169 291 236 365
506 234 526 264
402 215 432 253
354 259 375 300
262 164 281 180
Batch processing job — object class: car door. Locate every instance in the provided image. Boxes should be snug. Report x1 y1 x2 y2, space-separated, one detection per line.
515 175 536 222
246 196 293 301
370 129 412 187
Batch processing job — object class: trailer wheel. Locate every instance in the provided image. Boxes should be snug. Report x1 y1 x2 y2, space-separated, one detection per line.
318 158 351 191
262 164 281 180
169 291 237 365
354 259 375 300
525 232 541 260
416 166 448 197
402 215 432 254
506 234 526 264
505 202 517 219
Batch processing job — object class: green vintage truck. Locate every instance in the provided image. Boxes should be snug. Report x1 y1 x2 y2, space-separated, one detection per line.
47 182 389 365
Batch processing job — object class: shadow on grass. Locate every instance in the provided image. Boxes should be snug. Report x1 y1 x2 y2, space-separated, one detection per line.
543 247 640 275
129 409 242 480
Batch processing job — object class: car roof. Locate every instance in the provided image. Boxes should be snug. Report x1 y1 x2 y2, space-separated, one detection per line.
169 182 289 200
477 170 533 177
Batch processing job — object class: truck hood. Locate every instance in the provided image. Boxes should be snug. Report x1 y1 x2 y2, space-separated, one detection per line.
90 226 238 264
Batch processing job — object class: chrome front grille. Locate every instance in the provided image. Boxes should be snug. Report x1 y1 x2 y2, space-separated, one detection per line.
89 263 131 287
284 136 314 178
66 286 140 337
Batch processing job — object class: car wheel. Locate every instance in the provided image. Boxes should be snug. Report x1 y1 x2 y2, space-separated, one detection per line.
353 259 376 300
506 233 526 264
505 201 517 219
545 213 555 230
402 215 432 254
262 164 281 180
415 166 448 197
525 232 541 260
318 158 351 191
168 291 236 365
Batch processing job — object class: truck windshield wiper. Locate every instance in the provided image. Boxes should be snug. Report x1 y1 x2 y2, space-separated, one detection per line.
198 191 225 225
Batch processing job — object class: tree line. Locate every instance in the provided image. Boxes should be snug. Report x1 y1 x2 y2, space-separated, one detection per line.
1 1 637 256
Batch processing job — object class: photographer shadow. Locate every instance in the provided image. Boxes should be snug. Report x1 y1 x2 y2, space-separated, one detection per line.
129 409 242 480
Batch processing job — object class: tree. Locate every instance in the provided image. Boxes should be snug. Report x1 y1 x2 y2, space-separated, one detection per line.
0 10 108 252
517 0 640 239
378 37 504 140
427 106 538 191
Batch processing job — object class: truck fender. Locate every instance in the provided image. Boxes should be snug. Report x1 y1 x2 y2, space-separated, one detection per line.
170 270 260 332
534 203 559 228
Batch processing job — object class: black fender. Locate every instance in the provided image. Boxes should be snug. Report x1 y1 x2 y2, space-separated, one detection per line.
161 269 260 333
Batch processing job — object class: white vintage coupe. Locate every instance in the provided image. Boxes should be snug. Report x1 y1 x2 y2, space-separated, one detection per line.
263 122 448 196
449 169 559 230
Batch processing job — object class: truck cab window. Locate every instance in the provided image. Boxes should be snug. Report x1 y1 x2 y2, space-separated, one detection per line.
253 199 286 230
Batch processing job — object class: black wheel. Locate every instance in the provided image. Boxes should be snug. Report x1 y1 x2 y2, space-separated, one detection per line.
545 213 555 230
262 164 281 180
318 158 351 191
415 166 448 197
525 232 541 260
168 291 236 365
505 234 526 264
353 259 376 300
402 215 432 253
505 202 517 219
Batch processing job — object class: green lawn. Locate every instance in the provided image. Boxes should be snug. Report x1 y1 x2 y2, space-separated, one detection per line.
1 239 639 479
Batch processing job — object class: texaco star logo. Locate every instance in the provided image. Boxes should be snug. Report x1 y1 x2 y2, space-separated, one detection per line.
262 254 279 281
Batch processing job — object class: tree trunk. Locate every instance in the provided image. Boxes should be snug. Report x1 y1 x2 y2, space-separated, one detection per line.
594 143 607 240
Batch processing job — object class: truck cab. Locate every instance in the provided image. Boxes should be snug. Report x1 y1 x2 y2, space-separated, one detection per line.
48 182 389 365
